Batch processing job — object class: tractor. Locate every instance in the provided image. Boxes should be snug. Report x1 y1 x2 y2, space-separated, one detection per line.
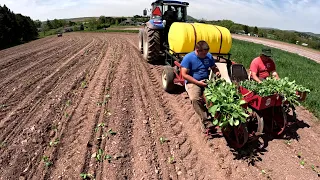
138 0 189 63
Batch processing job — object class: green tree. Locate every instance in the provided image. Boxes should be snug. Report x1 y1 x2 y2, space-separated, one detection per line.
88 18 98 30
98 16 106 24
243 25 249 34
34 20 42 28
218 20 234 29
0 4 38 49
229 24 242 33
46 19 53 29
42 23 49 36
253 26 259 34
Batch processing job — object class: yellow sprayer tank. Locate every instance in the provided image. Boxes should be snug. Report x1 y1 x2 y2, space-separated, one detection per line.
168 22 232 54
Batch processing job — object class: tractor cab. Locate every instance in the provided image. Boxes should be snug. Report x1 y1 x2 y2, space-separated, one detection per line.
146 1 188 22
139 0 189 62
144 0 188 27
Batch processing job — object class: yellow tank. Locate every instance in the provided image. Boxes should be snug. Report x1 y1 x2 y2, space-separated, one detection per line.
168 22 232 54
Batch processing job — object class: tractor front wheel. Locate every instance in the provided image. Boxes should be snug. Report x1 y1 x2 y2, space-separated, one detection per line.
162 66 175 92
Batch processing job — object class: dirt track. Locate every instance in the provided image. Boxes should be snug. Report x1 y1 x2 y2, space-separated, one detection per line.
0 32 320 180
232 34 320 63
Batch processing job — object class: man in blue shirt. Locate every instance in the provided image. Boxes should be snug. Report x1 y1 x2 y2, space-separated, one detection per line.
181 40 221 133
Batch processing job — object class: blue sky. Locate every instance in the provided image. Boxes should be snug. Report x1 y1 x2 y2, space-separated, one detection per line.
1 0 319 33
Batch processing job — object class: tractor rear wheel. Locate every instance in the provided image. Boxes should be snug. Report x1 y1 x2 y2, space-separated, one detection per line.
143 27 161 62
138 29 143 53
162 66 175 92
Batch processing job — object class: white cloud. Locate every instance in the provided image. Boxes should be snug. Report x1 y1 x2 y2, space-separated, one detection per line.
0 0 319 33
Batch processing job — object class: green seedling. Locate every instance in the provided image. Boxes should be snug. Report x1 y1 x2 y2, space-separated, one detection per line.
64 112 69 118
51 125 58 133
81 81 87 88
66 100 71 107
261 170 266 174
95 123 105 132
104 94 111 102
168 156 175 164
311 165 320 176
49 139 59 146
96 101 102 106
0 141 6 148
92 149 104 162
42 156 53 167
300 160 305 166
98 123 105 127
80 173 93 179
160 137 168 144
284 139 292 145
104 110 112 116
104 155 112 163
0 104 7 108
108 129 116 135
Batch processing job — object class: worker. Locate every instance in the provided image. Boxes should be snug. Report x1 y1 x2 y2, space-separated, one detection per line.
180 40 221 133
249 47 280 83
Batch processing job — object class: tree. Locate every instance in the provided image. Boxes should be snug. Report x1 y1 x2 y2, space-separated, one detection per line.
98 16 106 24
42 23 49 36
253 26 259 35
46 19 53 29
80 24 84 30
0 4 38 49
229 24 242 33
218 20 234 29
88 18 98 30
243 25 249 34
34 20 42 28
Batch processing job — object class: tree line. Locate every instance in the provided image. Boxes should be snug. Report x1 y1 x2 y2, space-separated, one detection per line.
197 19 320 50
0 5 38 49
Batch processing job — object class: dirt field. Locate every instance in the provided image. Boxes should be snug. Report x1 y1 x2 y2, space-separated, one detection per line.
0 32 319 180
232 34 320 63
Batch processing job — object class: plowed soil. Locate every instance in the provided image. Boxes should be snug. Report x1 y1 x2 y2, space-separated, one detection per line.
0 32 319 180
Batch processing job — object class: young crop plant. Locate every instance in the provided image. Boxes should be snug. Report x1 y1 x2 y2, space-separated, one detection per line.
42 156 53 167
239 77 310 106
49 138 59 146
80 173 94 179
204 79 249 128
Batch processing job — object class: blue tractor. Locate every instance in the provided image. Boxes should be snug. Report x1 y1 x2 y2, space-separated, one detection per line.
139 0 189 63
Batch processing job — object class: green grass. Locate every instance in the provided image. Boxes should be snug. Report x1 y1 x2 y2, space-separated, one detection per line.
38 29 60 38
230 39 320 119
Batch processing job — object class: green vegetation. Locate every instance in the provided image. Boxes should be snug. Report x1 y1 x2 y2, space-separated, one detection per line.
0 5 38 49
230 39 320 118
204 79 249 128
240 77 310 106
196 19 320 51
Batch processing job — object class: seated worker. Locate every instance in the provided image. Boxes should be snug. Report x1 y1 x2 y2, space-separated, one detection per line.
249 47 280 83
180 40 221 133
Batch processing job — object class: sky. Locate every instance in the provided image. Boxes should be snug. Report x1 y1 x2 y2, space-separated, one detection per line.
0 0 319 33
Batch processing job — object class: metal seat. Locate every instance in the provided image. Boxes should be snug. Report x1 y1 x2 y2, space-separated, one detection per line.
230 64 248 82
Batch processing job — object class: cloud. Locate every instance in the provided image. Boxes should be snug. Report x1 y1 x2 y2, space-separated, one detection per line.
0 0 319 33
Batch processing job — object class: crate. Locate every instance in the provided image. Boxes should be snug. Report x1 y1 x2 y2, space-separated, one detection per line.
239 86 278 110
